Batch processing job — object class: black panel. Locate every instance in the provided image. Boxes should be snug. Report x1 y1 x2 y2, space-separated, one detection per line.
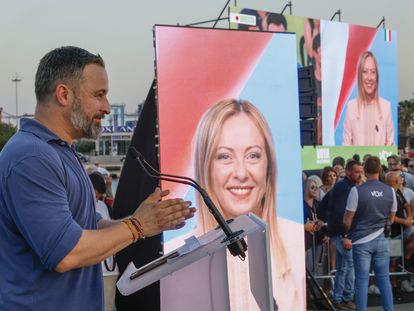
300 119 318 146
113 80 162 311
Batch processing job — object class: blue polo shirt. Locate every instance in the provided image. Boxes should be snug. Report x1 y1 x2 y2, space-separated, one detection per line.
0 118 103 310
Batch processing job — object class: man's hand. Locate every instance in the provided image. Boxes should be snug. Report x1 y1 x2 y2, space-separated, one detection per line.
394 216 413 228
322 235 330 244
133 188 196 237
304 222 314 233
403 218 413 228
314 219 324 231
305 220 316 233
343 238 352 250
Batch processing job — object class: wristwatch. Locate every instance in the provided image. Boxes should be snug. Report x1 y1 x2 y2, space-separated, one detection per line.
343 234 350 240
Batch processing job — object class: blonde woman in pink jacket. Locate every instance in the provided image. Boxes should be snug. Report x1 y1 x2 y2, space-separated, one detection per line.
194 99 306 311
343 51 394 146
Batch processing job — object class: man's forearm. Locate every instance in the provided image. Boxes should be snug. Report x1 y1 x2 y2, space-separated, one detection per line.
98 218 122 229
393 216 410 226
55 188 195 273
55 221 134 273
343 210 355 232
389 212 396 224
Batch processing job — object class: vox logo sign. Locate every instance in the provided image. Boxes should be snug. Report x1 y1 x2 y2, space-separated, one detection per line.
371 191 383 198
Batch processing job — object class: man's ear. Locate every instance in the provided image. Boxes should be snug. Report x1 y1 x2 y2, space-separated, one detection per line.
55 84 74 107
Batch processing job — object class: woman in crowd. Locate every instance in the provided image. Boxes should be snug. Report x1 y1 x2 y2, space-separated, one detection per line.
320 166 338 200
319 167 338 271
303 179 325 251
194 99 305 311
303 177 330 297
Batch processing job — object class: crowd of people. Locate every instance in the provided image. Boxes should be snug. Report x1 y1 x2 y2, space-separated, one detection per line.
303 154 414 310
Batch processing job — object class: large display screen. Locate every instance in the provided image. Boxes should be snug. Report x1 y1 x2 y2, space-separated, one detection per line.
154 25 305 311
230 6 398 149
324 22 397 146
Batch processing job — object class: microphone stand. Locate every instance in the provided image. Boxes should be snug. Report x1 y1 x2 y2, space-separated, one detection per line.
128 147 247 260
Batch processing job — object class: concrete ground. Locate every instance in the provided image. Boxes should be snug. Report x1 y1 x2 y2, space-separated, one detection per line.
368 303 414 310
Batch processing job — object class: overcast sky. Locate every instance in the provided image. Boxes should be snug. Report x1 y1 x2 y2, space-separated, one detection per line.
1 0 412 118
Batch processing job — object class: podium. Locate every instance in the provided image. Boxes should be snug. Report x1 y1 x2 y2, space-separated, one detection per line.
117 214 274 311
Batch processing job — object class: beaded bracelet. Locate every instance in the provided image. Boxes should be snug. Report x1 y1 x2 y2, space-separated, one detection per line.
130 217 145 238
122 219 138 242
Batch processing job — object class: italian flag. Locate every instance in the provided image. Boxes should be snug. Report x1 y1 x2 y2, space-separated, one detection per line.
384 29 392 42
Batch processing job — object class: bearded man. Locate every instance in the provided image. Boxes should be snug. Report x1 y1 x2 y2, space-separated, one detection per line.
0 46 195 310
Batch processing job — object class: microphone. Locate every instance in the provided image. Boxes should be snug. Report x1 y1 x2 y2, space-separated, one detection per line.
128 146 247 260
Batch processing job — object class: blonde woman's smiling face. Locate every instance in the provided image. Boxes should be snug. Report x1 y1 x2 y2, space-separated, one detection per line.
361 56 377 97
210 113 268 219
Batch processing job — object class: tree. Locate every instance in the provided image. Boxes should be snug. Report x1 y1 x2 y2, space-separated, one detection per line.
0 123 16 151
75 139 95 154
398 99 414 150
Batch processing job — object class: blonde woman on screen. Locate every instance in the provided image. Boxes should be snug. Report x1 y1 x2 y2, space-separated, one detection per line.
194 99 305 311
343 51 394 146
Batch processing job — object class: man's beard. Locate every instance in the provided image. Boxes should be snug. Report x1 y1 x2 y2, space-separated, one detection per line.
70 98 104 139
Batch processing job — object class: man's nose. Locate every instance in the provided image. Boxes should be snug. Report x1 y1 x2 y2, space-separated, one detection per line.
102 96 110 115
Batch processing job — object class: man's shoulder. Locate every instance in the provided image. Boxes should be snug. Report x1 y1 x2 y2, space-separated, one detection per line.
2 130 53 156
357 180 386 188
332 179 353 192
403 173 414 189
0 131 59 175
403 187 414 201
403 186 414 195
356 180 393 196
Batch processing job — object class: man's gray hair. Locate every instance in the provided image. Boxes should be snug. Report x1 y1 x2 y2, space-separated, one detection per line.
35 46 105 103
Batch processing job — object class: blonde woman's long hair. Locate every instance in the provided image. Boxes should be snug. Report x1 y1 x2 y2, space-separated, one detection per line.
357 51 382 118
193 98 289 278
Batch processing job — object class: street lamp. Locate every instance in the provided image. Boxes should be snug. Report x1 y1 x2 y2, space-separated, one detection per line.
11 73 22 128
